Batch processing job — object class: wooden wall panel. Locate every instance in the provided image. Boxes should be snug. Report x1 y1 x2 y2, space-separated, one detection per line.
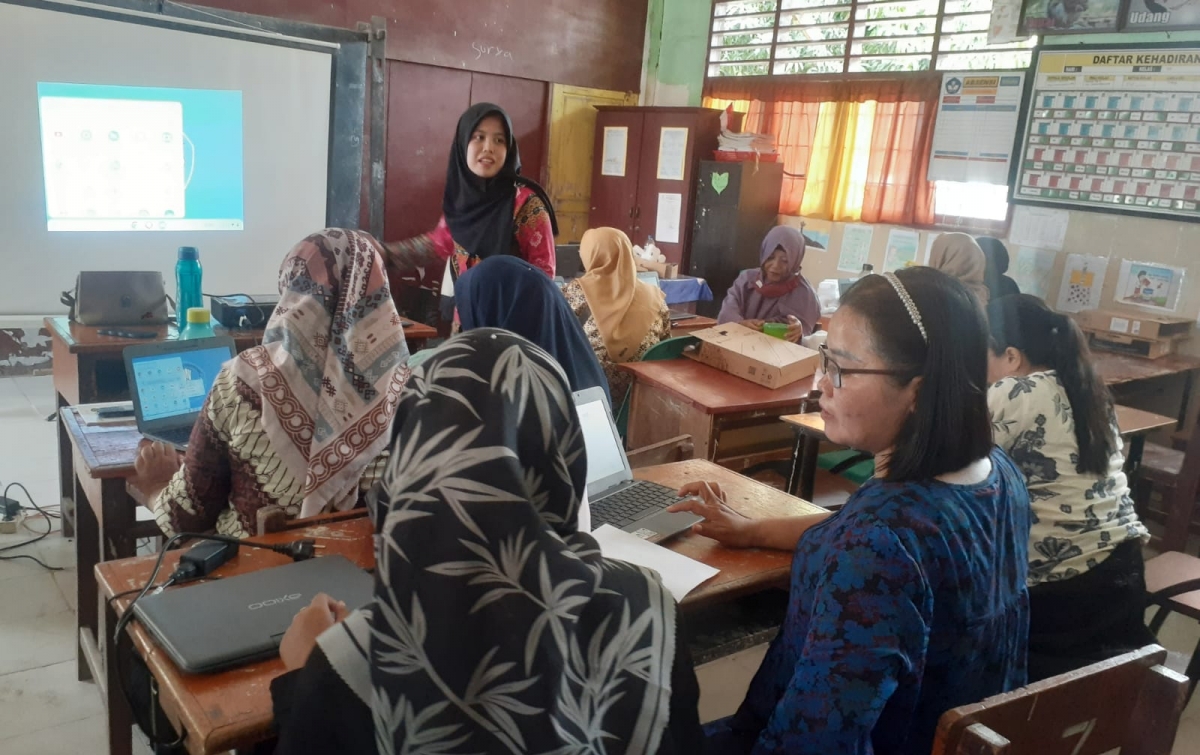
469 73 549 186
384 62 471 240
383 63 550 241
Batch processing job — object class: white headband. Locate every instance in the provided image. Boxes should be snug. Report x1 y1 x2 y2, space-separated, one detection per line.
882 272 928 344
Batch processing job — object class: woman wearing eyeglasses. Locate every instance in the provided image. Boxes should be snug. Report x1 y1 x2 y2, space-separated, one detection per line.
668 267 1031 755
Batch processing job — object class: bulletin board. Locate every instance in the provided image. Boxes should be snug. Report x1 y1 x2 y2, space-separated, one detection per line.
1013 43 1200 223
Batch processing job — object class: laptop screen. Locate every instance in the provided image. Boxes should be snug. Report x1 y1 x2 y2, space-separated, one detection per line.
131 345 229 421
576 395 627 486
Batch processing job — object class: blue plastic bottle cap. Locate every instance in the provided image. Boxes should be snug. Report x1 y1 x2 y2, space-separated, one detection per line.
178 247 199 261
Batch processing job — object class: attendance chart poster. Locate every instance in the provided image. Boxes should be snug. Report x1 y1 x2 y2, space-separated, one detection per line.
1016 46 1200 222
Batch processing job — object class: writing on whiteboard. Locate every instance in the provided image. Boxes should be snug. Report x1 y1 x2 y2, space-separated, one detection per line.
473 42 514 61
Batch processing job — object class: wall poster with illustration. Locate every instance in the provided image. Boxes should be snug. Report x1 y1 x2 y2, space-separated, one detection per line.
1115 260 1186 312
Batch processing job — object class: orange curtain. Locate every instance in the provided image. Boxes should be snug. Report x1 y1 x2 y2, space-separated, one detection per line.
861 99 938 225
703 75 941 224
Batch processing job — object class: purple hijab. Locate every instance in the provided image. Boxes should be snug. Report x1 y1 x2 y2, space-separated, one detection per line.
717 225 821 335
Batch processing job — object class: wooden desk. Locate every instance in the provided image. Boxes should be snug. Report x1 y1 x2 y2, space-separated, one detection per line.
1094 351 1200 434
48 316 432 538
779 405 1180 501
60 408 151 691
668 314 717 339
98 460 821 755
621 359 815 471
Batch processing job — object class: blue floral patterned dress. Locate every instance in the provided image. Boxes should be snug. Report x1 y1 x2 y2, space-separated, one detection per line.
706 447 1031 755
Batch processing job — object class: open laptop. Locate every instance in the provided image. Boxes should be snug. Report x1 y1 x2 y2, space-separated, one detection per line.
124 336 236 450
132 555 375 673
573 387 703 542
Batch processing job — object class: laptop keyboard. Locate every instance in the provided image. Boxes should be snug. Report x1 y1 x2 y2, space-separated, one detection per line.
591 481 683 530
152 426 193 447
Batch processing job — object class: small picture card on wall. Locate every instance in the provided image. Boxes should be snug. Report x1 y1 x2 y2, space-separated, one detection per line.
1115 260 1186 313
882 229 920 273
837 224 874 273
1056 253 1108 313
1019 0 1121 34
1011 246 1057 300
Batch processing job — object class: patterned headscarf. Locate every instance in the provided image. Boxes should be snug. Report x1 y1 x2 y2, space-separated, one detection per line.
231 229 408 518
329 329 676 753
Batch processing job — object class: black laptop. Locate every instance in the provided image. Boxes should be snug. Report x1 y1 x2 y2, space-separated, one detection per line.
131 555 375 673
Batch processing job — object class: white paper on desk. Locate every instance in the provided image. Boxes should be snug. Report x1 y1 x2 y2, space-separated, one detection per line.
591 524 719 602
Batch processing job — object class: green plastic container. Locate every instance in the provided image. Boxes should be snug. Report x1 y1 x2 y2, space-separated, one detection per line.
762 322 788 339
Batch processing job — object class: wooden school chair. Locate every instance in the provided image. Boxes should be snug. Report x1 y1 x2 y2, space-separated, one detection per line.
930 645 1186 755
1133 410 1200 553
1145 549 1200 702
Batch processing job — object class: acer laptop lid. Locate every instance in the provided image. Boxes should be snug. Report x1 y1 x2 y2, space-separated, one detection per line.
124 336 235 450
131 555 375 673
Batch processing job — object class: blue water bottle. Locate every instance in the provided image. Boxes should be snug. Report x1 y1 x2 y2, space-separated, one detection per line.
176 246 203 320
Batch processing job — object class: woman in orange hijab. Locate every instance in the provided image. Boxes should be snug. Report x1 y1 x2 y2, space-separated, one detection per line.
561 227 671 401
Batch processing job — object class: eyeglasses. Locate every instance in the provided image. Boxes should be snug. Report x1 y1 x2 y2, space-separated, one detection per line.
818 345 906 389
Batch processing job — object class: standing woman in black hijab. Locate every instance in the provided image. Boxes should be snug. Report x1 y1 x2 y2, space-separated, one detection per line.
384 103 559 317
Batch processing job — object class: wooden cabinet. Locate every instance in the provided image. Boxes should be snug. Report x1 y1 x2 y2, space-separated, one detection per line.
588 107 736 270
690 161 784 318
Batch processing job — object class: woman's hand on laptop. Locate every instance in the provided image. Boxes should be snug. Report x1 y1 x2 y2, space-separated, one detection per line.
280 593 349 671
667 481 755 548
134 441 181 485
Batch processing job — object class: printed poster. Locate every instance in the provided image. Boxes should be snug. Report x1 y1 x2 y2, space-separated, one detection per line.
882 229 920 273
1115 260 1186 312
837 224 874 273
1055 253 1109 313
601 127 627 177
1021 0 1121 33
1010 246 1057 299
656 127 689 181
655 192 682 244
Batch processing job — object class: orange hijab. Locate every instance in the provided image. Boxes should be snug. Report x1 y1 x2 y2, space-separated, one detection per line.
578 228 667 363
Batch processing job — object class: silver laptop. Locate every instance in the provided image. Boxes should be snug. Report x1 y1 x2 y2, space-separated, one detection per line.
573 387 702 542
124 336 235 450
131 555 375 673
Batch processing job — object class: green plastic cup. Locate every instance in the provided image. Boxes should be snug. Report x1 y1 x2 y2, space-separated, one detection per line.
762 322 788 339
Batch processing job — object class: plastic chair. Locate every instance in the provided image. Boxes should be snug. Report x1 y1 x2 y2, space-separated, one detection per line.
817 449 875 486
615 336 699 441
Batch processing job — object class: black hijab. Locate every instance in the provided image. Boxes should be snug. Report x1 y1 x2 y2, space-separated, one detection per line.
443 103 558 263
456 256 612 407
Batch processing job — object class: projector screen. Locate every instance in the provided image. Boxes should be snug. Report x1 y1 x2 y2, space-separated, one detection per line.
0 2 334 315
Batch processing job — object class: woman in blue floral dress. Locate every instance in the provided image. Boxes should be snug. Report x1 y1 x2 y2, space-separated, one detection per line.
669 267 1031 755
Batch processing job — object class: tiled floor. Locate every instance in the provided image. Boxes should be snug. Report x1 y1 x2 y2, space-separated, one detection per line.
0 373 1198 752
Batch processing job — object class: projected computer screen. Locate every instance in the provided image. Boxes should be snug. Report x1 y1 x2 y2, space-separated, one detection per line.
37 83 244 232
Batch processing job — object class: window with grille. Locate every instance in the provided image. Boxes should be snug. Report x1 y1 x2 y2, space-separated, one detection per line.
708 0 1036 77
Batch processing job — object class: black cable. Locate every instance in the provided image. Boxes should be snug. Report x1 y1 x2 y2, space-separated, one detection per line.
0 553 64 571
0 482 59 557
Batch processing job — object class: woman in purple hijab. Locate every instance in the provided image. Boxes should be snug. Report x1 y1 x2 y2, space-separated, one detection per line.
717 225 821 342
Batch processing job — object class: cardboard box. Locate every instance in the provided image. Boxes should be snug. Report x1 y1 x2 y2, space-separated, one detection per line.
635 258 679 279
1075 309 1193 341
1082 328 1182 359
686 323 819 389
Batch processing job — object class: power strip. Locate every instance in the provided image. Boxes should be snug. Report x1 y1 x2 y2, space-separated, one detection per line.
0 495 19 534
